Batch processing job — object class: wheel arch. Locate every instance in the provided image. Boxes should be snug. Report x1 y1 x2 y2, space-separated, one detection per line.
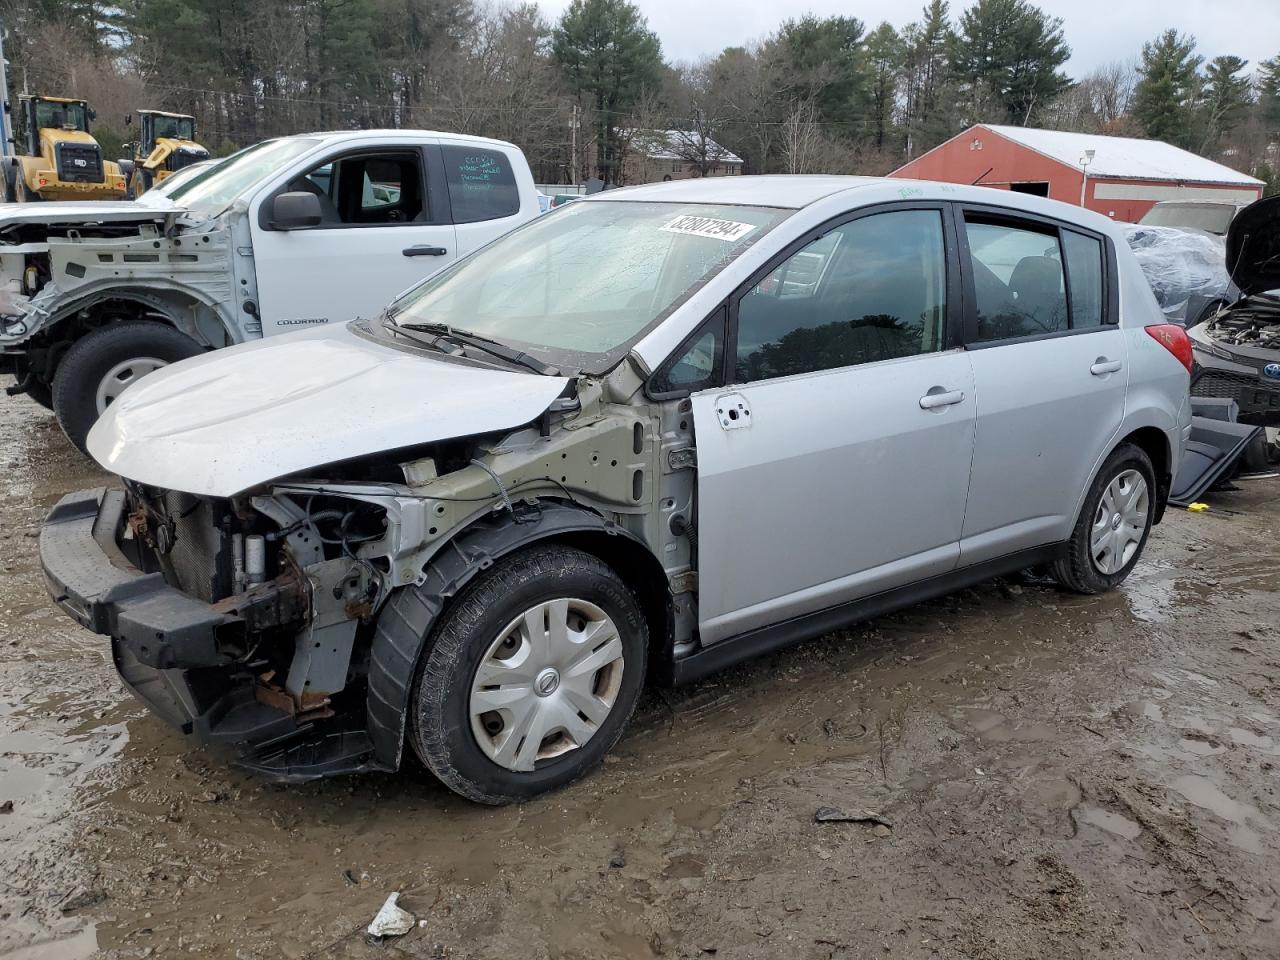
365 501 672 770
1116 425 1172 524
30 285 234 381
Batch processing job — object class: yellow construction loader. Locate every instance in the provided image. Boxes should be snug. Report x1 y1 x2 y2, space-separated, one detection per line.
2 94 127 202
123 110 210 197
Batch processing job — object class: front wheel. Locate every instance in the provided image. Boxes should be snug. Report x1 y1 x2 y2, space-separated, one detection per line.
410 545 648 804
1052 443 1156 594
52 320 203 455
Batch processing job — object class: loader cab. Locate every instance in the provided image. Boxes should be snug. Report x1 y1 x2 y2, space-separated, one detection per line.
138 110 198 158
18 96 91 157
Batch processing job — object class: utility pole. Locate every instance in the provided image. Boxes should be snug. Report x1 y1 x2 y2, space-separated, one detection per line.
0 21 13 158
569 103 578 186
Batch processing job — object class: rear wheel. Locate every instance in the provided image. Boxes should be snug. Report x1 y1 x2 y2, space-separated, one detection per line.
52 320 203 455
410 545 647 804
1052 443 1156 594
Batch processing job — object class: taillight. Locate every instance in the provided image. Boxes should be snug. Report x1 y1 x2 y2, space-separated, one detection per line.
1145 324 1193 374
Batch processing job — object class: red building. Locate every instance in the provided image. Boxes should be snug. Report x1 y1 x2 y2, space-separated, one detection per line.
890 124 1263 223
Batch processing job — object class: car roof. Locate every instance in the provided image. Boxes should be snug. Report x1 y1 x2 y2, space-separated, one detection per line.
281 129 522 151
586 175 881 209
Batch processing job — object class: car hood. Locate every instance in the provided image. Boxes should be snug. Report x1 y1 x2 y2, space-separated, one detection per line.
1226 194 1280 296
86 324 571 497
0 196 182 229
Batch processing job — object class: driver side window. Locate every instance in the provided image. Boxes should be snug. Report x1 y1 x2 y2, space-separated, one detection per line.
285 151 426 227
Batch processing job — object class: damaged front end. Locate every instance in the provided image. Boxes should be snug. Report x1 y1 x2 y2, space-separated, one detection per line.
1188 195 1280 427
41 480 399 779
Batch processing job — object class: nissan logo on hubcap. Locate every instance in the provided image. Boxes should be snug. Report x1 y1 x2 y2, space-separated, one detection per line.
535 668 560 697
1264 363 1280 381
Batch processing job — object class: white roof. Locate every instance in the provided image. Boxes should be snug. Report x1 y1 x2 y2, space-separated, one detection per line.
984 125 1262 187
586 174 878 208
629 129 744 165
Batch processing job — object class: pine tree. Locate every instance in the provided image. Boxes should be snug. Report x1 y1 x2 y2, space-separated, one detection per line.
900 0 955 156
1199 55 1252 153
951 0 1070 125
1132 30 1202 148
552 0 663 184
864 22 905 152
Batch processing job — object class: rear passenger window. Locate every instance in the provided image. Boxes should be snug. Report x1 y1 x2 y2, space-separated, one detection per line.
734 210 948 382
441 146 520 223
966 220 1068 340
1063 230 1105 327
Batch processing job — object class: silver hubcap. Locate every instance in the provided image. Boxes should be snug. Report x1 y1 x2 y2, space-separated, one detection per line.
94 356 166 413
469 598 624 773
1091 469 1149 575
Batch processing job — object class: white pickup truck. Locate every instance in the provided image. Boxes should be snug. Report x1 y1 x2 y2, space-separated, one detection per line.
0 129 542 451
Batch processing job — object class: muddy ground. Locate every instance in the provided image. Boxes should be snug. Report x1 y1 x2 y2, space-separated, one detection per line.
1 393 1278 960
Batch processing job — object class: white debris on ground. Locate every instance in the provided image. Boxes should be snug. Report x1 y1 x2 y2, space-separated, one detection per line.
367 892 416 939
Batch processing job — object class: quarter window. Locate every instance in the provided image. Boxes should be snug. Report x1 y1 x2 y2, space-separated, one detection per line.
734 210 948 382
965 219 1068 341
1063 230 1106 327
442 145 520 223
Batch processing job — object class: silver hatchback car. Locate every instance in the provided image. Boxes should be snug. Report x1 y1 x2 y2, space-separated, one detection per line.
42 176 1192 803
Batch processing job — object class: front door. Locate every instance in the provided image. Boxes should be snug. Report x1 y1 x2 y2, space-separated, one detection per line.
251 145 457 334
691 206 977 646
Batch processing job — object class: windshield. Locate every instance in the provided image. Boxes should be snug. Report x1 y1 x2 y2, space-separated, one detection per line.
34 100 87 131
1139 203 1236 236
164 137 319 213
389 200 789 372
152 115 196 141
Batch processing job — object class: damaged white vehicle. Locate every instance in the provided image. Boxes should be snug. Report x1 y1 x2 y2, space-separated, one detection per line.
41 178 1190 803
0 129 540 451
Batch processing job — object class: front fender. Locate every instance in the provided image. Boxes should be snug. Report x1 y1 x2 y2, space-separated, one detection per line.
364 501 652 769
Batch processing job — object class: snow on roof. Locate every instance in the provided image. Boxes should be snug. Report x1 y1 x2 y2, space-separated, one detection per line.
630 129 744 165
984 125 1262 186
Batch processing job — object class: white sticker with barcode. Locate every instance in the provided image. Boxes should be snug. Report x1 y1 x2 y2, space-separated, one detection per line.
660 215 757 242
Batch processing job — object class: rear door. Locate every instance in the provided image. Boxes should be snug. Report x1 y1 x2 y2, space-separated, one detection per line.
250 142 457 334
957 207 1126 563
437 141 535 260
689 204 977 646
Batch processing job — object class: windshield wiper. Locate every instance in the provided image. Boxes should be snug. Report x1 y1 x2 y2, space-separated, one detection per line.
396 321 559 376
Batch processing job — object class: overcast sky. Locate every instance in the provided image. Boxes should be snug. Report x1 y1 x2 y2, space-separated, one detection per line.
533 0 1280 76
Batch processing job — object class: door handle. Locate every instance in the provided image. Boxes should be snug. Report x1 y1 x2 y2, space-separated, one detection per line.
1090 358 1123 376
919 388 965 410
403 245 448 257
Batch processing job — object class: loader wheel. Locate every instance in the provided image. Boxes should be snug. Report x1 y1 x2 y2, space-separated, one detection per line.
52 321 204 455
15 177 42 202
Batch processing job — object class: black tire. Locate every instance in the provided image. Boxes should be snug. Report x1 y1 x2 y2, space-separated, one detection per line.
1052 443 1156 594
52 320 203 455
15 176 42 202
409 544 648 805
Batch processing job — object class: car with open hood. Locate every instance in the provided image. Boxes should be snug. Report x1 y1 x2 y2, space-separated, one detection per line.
40 176 1191 803
1187 195 1280 426
0 129 540 452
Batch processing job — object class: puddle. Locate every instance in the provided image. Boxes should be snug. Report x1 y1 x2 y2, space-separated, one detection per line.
1227 727 1278 754
1179 732 1226 756
1074 805 1142 840
956 707 1056 742
1170 774 1269 854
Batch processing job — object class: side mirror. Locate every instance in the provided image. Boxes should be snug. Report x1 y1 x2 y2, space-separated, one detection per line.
125 113 132 126
87 107 97 121
270 191 323 230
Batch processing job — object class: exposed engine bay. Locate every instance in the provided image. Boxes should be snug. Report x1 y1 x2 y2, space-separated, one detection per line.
1200 294 1280 351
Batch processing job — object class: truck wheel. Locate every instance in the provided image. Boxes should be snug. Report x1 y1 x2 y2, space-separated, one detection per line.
15 177 42 203
1052 443 1155 594
410 544 648 804
52 321 203 455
